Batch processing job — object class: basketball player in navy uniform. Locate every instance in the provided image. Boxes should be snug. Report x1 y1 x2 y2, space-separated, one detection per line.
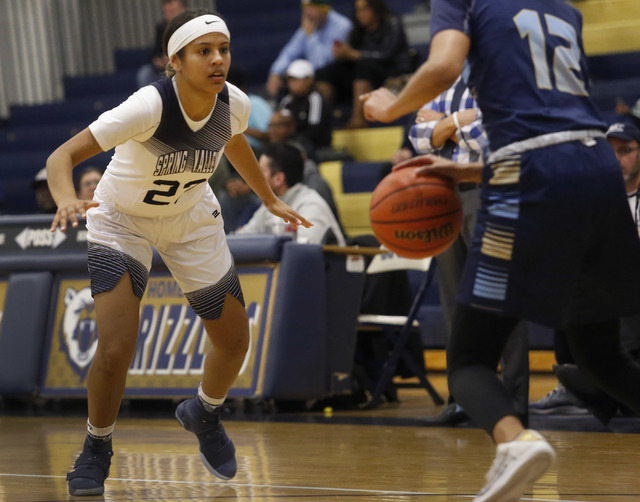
362 0 640 500
46 10 311 496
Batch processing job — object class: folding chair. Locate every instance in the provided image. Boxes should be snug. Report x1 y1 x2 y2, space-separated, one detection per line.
357 250 445 408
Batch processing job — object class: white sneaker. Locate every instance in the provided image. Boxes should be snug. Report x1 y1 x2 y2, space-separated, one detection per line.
474 429 556 502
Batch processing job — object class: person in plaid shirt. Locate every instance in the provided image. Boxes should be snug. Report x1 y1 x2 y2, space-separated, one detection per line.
408 76 530 429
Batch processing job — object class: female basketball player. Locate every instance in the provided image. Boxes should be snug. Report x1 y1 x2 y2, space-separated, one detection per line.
362 0 640 501
46 9 311 496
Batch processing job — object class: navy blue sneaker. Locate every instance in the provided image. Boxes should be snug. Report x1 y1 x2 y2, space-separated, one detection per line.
176 397 236 480
66 435 113 496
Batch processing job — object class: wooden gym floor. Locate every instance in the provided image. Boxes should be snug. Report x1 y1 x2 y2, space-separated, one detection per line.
1 373 639 502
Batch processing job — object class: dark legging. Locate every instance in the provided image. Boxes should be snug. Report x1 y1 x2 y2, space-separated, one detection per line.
553 329 574 365
565 319 640 415
448 305 640 435
447 304 520 435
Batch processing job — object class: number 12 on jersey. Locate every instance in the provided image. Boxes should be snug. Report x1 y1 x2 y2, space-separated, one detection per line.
514 9 588 97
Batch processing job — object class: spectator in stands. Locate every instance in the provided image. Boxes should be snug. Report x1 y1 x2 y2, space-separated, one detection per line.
362 1 640 499
226 67 273 153
542 122 640 422
46 10 310 496
31 168 57 214
266 0 352 100
216 107 341 235
75 166 103 201
615 97 640 130
216 169 262 234
527 329 588 416
319 0 413 129
136 0 188 88
278 59 334 154
212 66 275 233
269 108 316 160
236 142 345 245
390 118 418 166
607 122 640 230
267 109 338 219
410 76 531 427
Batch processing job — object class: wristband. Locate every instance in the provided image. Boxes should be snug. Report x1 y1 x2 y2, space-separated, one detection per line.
452 111 461 130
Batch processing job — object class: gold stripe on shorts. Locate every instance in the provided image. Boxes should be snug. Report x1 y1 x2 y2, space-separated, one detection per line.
489 155 521 185
481 223 515 261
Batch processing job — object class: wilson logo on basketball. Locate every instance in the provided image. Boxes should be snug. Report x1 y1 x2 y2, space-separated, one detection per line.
390 196 449 214
369 170 462 258
394 222 456 243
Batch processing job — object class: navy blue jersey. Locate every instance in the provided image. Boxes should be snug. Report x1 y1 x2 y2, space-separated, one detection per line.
430 0 606 150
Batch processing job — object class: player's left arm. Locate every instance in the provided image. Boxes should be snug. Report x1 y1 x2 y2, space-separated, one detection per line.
362 29 469 123
224 134 312 229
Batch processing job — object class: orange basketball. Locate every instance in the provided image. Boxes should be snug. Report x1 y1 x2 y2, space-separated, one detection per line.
369 169 462 259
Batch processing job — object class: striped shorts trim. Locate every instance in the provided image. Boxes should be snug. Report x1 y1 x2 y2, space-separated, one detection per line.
184 265 245 320
88 242 150 299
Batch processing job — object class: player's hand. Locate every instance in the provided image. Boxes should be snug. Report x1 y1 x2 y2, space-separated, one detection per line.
51 198 99 233
361 87 396 123
393 154 482 183
263 198 312 230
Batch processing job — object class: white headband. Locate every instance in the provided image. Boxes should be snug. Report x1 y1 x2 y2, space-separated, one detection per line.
167 15 230 58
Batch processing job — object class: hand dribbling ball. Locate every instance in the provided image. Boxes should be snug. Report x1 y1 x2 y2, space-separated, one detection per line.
369 169 462 258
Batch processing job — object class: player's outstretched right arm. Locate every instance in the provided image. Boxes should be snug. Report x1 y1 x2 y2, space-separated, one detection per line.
47 128 102 232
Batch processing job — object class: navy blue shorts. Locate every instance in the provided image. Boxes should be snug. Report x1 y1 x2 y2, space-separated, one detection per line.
459 137 640 327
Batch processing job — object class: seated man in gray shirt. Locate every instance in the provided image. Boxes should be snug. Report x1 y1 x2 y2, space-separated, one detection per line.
236 143 346 246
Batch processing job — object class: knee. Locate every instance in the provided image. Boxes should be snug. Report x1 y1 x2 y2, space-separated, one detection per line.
226 331 250 360
93 340 136 376
215 335 249 364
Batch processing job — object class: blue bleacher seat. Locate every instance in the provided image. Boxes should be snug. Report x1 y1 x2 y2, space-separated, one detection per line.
9 94 130 127
341 162 388 193
0 152 50 213
0 122 85 153
588 52 640 82
589 77 640 121
114 48 152 71
396 0 418 15
0 149 113 214
64 71 137 99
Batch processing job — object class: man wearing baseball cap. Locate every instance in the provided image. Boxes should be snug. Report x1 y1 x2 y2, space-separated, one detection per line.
31 168 57 213
278 59 333 150
606 122 640 228
553 121 640 423
266 0 352 99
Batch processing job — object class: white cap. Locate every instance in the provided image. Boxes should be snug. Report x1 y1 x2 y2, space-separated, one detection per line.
286 59 314 79
31 168 47 188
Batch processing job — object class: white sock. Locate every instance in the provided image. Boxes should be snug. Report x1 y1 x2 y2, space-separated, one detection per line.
87 419 115 440
198 383 226 412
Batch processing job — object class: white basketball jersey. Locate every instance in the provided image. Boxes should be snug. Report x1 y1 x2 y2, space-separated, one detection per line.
89 78 250 217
